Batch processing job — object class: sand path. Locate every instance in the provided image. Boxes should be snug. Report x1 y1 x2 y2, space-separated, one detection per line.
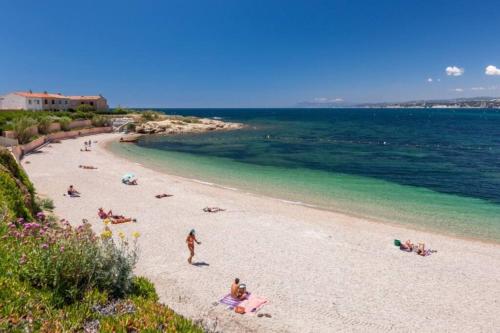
23 133 500 333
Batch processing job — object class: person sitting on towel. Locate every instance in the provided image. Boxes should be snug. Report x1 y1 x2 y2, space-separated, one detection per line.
236 283 249 300
231 278 240 298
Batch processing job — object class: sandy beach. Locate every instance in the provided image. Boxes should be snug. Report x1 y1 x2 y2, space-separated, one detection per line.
23 133 500 333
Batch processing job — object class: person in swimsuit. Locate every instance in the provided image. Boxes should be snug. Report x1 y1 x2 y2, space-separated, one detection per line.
231 278 240 298
186 229 201 264
67 185 80 197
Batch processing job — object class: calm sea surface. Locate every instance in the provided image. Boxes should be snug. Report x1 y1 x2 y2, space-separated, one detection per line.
110 108 500 242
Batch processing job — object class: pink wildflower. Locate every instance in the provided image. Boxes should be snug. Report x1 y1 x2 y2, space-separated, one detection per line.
41 243 49 249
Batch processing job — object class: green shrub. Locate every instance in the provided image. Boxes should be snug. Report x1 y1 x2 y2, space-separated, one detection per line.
36 197 54 211
130 276 158 301
37 116 58 134
15 223 137 305
76 104 96 112
91 115 109 127
11 117 37 144
58 116 72 131
141 111 161 122
0 171 32 219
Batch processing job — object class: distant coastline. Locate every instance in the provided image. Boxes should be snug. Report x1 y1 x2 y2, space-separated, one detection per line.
296 96 500 109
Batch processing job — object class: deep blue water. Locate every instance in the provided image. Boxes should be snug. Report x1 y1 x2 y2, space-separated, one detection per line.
139 108 500 204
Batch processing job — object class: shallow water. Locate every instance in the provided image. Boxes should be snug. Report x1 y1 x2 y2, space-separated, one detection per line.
110 108 500 242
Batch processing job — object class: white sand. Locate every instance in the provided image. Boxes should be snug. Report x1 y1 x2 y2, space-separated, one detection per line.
23 133 500 333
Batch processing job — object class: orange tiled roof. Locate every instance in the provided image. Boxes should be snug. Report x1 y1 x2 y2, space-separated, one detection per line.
15 92 67 99
67 95 103 100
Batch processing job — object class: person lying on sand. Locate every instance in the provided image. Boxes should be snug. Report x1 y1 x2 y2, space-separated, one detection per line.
123 178 138 185
203 207 225 213
186 229 201 264
79 165 98 170
111 217 136 224
400 239 414 252
231 278 240 298
67 185 80 197
80 146 91 152
155 193 173 198
98 208 114 219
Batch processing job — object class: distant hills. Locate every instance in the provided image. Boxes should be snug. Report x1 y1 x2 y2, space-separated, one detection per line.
297 96 500 108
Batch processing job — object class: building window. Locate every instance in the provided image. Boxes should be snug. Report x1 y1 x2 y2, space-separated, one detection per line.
58 100 61 104
36 100 40 104
51 100 55 104
28 99 32 104
44 99 48 104
90 101 94 106
65 100 68 104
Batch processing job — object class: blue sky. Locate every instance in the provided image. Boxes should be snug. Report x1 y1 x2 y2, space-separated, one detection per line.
1 0 500 107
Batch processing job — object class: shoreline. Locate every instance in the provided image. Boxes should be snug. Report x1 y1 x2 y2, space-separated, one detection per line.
23 133 500 332
106 137 500 247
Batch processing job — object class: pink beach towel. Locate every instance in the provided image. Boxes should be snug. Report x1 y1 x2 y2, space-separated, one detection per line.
219 293 250 308
240 295 268 313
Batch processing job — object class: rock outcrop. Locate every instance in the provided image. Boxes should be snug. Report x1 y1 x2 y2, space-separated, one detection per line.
135 117 244 135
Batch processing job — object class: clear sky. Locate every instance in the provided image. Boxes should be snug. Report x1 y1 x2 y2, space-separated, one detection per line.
1 0 500 107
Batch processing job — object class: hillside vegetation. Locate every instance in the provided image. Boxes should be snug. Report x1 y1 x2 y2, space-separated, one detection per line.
0 148 202 332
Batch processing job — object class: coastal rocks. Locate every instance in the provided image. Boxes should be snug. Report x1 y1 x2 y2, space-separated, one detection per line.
134 117 244 135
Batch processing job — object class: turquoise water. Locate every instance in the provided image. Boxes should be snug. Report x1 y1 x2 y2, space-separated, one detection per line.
109 108 500 242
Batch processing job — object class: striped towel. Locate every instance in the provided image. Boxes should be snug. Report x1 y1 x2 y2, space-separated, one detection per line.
219 293 250 308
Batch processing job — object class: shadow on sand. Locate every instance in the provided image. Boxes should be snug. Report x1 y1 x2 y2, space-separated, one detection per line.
192 261 210 267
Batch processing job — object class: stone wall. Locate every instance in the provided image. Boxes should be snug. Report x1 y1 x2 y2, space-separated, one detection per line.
13 126 112 160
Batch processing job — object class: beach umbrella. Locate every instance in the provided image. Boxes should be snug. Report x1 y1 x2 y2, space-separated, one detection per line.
122 173 135 181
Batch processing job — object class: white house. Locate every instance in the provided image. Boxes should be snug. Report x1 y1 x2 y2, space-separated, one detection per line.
0 91 109 111
0 91 70 111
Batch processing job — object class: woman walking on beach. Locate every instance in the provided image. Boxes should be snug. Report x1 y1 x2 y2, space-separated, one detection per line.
186 229 201 264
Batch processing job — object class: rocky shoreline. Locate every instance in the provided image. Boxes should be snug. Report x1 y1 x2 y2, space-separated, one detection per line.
134 116 244 135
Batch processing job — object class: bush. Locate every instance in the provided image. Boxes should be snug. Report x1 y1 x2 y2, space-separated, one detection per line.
130 276 158 301
141 111 161 122
36 197 54 211
13 222 137 305
76 104 96 112
91 115 109 127
37 116 58 135
11 117 37 144
58 116 72 131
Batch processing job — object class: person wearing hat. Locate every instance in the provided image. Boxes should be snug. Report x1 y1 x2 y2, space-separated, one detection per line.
186 229 201 264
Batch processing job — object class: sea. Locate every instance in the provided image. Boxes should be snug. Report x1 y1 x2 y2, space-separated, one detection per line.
109 108 500 243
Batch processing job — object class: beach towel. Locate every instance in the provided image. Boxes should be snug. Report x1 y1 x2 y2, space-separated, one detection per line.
219 293 250 308
240 295 268 313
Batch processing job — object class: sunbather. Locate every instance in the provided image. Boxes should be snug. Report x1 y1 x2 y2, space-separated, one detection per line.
400 239 414 252
416 243 426 256
123 178 138 185
67 185 80 197
231 278 240 298
98 208 113 219
203 207 225 213
79 165 97 169
236 284 249 300
186 229 201 264
155 193 173 198
111 217 136 224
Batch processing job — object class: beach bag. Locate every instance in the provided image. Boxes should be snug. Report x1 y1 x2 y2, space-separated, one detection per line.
235 306 246 314
394 239 401 246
